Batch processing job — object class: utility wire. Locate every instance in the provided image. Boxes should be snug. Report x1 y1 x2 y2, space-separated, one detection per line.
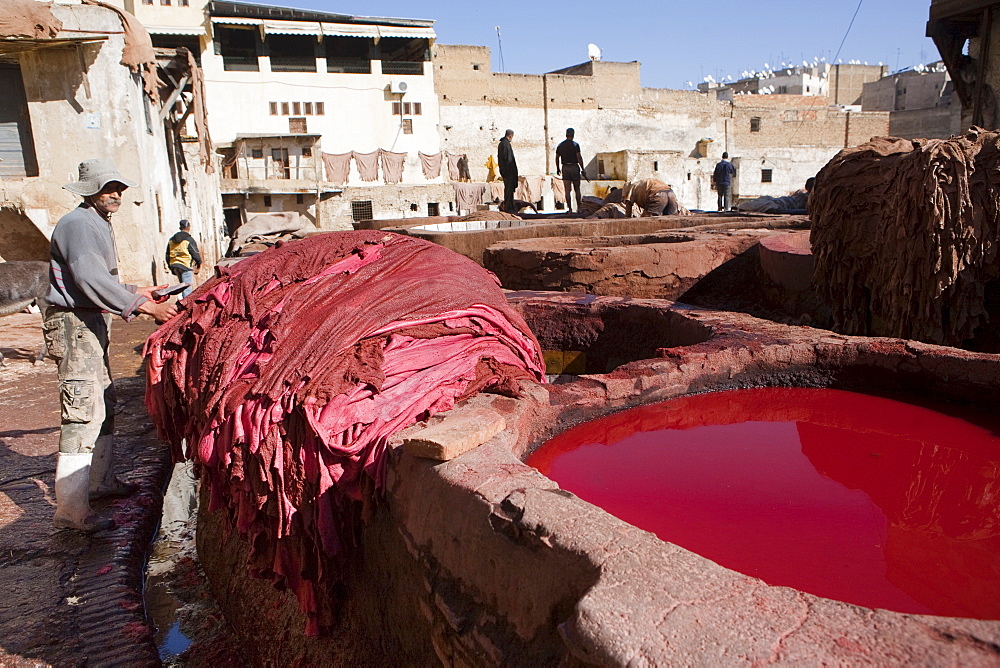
832 0 864 67
786 0 865 149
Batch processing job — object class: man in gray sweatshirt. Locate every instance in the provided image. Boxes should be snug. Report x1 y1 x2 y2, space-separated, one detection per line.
45 158 177 532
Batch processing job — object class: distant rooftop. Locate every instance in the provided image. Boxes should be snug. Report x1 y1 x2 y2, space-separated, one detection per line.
208 0 434 28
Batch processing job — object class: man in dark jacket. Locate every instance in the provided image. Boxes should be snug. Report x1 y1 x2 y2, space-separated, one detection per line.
713 152 736 211
555 128 590 214
497 129 518 213
165 219 201 297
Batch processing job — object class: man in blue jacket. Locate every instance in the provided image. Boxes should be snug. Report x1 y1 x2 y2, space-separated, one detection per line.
713 152 736 211
45 158 177 532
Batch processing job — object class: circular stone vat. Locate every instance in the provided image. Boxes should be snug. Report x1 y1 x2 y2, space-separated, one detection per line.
528 387 1000 619
759 230 814 292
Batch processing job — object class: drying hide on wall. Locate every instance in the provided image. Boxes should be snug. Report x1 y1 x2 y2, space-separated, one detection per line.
810 129 1000 347
144 231 545 634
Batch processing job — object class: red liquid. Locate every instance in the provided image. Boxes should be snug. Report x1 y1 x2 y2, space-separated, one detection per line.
528 388 1000 618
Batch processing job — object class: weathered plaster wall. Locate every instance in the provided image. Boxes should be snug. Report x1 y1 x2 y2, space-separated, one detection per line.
319 183 456 230
2 3 222 283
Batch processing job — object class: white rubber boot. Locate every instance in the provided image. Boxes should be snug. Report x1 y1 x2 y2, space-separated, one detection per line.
89 436 136 500
54 453 114 532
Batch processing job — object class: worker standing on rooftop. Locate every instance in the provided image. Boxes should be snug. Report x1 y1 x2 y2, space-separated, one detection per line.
498 129 518 213
713 152 736 211
555 128 589 214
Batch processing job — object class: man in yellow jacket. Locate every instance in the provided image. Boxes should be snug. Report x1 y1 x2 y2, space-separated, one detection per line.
165 219 201 297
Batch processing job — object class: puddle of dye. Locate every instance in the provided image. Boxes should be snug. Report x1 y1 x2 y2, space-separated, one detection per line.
145 461 198 660
527 388 1000 619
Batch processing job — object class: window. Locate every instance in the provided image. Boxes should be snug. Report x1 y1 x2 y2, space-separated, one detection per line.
264 195 272 207
324 36 372 73
413 102 422 115
653 161 659 171
142 0 153 5
0 64 39 177
296 194 304 204
271 148 289 179
292 101 301 115
267 35 315 72
761 169 773 183
427 202 439 216
301 147 312 157
281 102 289 115
402 118 413 134
473 64 481 70
289 117 307 134
160 0 171 6
750 117 761 132
351 200 373 221
215 26 259 72
251 148 263 159
379 37 428 75
304 102 313 115
392 101 402 115
402 102 412 115
269 101 278 115
316 102 325 115
777 85 787 94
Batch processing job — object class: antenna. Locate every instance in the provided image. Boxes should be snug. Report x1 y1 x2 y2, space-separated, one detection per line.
495 26 505 73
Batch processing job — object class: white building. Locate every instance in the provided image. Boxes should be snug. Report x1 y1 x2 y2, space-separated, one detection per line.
128 0 451 230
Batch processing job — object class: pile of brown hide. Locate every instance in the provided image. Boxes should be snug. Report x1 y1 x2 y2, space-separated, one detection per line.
810 129 1000 347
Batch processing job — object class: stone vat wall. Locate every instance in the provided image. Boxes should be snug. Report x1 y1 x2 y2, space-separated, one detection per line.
383 213 797 265
197 293 1000 665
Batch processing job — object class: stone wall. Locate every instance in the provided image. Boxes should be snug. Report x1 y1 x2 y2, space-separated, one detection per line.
433 45 889 211
889 105 962 139
197 294 1000 666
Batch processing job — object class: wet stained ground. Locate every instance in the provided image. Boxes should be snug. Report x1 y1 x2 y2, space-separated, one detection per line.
0 312 243 667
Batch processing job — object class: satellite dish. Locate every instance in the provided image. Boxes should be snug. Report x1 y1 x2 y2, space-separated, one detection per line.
588 43 602 61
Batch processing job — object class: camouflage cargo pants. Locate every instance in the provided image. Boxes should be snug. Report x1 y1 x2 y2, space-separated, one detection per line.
42 306 115 454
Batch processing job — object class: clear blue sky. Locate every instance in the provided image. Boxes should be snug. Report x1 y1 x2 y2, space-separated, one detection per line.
277 0 938 89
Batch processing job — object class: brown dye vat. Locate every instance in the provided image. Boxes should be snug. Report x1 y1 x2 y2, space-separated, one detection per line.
759 230 814 292
380 212 798 265
485 229 790 300
196 292 1000 665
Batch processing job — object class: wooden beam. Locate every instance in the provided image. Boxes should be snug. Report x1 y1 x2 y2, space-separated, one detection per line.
158 74 190 121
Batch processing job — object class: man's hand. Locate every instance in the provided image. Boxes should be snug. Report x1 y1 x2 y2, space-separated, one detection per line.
139 285 170 303
137 299 178 324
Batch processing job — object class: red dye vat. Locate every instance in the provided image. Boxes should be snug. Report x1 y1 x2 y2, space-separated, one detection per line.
527 388 1000 618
